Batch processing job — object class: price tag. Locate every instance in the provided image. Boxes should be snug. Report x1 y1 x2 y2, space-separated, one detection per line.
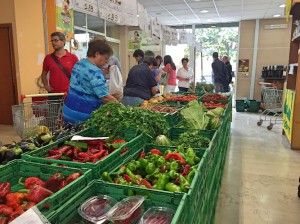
74 0 98 17
107 12 121 23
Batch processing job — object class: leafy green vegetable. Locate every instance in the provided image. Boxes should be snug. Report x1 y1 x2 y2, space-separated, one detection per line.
176 131 210 148
85 102 169 139
179 101 209 129
155 135 173 146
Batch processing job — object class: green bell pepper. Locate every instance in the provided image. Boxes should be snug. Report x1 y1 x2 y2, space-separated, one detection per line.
102 172 114 183
138 158 148 169
187 169 196 184
165 182 182 192
179 174 190 192
169 170 179 179
127 161 138 172
170 161 179 171
156 173 170 190
145 162 156 175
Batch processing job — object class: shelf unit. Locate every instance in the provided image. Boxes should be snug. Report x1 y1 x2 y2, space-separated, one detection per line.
283 1 300 149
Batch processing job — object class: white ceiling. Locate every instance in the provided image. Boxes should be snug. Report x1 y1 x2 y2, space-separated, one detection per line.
136 0 287 26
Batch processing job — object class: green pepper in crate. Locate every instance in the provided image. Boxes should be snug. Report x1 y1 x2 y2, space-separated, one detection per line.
187 169 196 184
156 173 170 190
138 158 148 169
164 149 172 156
145 168 160 181
64 141 88 150
165 182 182 192
127 161 139 172
145 162 156 175
112 165 126 177
179 175 190 192
169 170 179 179
156 157 165 167
102 172 114 183
170 161 179 171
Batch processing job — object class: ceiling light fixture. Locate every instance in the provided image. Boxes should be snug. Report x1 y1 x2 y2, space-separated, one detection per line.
279 4 285 8
137 14 140 17
273 14 281 17
200 10 209 13
211 25 216 28
194 0 201 1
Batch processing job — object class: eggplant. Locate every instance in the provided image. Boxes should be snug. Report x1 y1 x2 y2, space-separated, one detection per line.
53 130 68 141
37 132 53 145
5 147 23 161
19 142 36 153
62 122 73 130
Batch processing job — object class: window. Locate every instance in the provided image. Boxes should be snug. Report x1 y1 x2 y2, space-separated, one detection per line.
106 21 120 39
87 14 105 34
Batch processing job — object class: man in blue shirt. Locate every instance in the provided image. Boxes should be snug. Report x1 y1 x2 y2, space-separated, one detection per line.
63 38 118 124
121 56 159 106
133 49 144 64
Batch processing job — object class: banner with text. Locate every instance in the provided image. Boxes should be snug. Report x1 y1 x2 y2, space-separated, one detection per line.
283 89 295 143
98 0 123 24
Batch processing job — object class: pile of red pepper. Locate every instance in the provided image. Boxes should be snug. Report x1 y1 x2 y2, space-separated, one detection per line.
0 172 81 223
202 94 228 101
102 146 200 193
44 139 127 164
166 94 198 102
203 101 227 109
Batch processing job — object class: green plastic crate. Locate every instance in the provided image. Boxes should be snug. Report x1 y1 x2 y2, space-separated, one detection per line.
22 130 149 178
246 100 261 112
0 160 92 218
169 127 216 142
235 100 246 112
49 181 188 224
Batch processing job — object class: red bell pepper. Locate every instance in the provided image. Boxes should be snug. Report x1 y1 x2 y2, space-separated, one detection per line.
45 172 65 192
139 151 146 158
65 172 81 185
25 185 53 203
181 164 191 178
45 151 62 159
0 217 8 224
90 149 108 159
58 180 67 190
58 145 72 154
77 152 91 162
9 201 36 221
0 182 11 199
150 149 162 156
5 192 27 210
140 179 153 189
123 174 132 183
165 153 186 164
72 146 82 158
19 177 45 189
0 204 13 217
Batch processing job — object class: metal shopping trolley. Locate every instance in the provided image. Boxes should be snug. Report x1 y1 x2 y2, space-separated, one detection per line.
12 93 65 139
257 82 283 130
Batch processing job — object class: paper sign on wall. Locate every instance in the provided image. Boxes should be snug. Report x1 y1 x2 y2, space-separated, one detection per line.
123 0 138 26
56 0 74 40
238 59 250 76
74 0 98 17
98 0 123 24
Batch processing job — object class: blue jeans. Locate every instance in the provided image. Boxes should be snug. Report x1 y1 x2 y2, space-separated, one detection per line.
223 85 230 92
214 83 223 93
121 96 144 106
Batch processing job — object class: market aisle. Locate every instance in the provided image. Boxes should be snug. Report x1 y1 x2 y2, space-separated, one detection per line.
0 125 20 144
214 112 300 224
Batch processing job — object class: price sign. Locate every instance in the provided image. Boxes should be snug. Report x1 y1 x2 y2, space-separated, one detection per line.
107 12 121 23
74 0 98 17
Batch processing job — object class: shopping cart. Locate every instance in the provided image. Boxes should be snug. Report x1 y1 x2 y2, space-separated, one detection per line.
257 82 283 130
12 93 65 139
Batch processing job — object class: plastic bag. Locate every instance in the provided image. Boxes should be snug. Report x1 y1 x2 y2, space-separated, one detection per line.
109 65 123 100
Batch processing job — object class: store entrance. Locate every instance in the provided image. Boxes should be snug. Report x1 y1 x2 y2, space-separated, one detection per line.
0 24 18 125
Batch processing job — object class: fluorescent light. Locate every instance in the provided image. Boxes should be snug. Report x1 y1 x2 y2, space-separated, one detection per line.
279 4 285 8
200 10 209 13
211 25 216 28
273 14 281 17
194 0 201 1
137 14 140 17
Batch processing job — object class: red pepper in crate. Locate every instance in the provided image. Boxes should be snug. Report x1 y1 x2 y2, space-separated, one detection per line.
58 145 72 154
72 146 82 158
140 179 153 189
45 151 63 159
0 182 11 199
65 172 81 185
24 185 53 203
9 201 36 221
45 172 65 192
150 149 162 156
139 151 146 159
165 152 186 164
123 174 132 183
77 152 91 162
58 180 67 190
48 148 59 156
90 149 108 160
5 192 27 210
181 164 191 178
19 177 45 189
0 217 8 224
0 204 13 217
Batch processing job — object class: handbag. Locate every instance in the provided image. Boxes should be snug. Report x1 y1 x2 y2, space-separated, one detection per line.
51 53 71 79
159 67 170 85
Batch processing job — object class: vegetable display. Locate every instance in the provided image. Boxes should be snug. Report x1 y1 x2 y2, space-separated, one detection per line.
0 172 81 223
140 104 180 114
102 146 200 193
164 94 198 102
86 102 169 138
176 131 211 148
43 139 126 164
203 101 227 109
202 94 228 101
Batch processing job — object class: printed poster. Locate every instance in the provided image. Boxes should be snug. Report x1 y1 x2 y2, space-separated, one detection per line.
162 25 171 45
283 89 295 143
98 0 123 24
128 30 161 52
238 59 249 76
170 28 178 45
74 0 98 17
151 17 161 45
56 0 74 40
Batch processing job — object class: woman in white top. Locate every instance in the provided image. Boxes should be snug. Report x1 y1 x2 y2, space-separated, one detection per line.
177 58 193 92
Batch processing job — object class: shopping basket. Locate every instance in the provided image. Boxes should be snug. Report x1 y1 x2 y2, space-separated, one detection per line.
256 82 283 130
12 93 65 139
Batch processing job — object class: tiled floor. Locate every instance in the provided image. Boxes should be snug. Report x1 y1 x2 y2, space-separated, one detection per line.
1 112 300 224
214 112 300 224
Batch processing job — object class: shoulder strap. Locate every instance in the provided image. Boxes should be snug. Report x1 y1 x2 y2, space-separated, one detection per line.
51 53 71 79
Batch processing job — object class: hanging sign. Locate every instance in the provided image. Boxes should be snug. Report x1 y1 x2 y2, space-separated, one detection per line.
74 0 98 17
56 0 74 40
162 25 171 45
137 3 148 31
98 0 123 24
123 0 138 26
128 30 161 52
151 17 161 45
283 89 295 143
170 28 178 45
178 31 188 44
